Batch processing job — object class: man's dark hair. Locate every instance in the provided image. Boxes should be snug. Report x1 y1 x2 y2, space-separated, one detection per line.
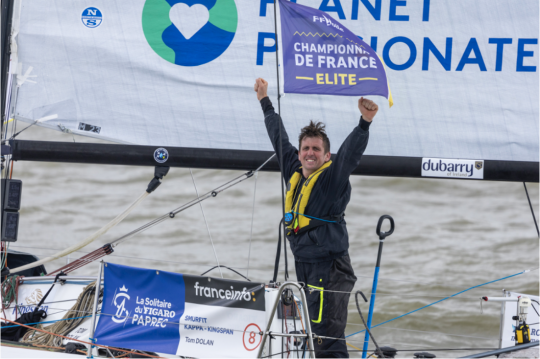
298 121 330 153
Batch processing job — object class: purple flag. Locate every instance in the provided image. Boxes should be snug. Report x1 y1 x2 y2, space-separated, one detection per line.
278 0 392 104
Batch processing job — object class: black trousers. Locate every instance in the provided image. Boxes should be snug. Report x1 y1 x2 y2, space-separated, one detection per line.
295 255 357 358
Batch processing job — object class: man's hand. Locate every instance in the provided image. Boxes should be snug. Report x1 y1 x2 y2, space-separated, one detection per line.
254 78 268 101
358 97 378 122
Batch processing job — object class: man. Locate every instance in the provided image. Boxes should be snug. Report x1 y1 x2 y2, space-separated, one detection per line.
254 77 378 358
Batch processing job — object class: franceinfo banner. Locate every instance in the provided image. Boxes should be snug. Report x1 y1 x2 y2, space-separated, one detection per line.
12 0 539 162
94 263 266 357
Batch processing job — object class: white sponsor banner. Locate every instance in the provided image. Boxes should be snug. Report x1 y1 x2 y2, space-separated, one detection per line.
3 282 87 324
178 302 265 357
501 292 540 348
421 158 484 179
12 0 538 162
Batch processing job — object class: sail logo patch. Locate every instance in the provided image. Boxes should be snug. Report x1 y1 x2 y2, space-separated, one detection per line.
78 122 101 134
142 0 237 66
81 7 103 28
154 148 169 163
421 158 484 179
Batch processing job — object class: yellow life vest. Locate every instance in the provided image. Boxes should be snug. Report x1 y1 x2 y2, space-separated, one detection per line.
285 161 332 234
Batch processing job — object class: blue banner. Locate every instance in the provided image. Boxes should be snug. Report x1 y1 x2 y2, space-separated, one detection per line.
279 0 392 105
94 263 266 357
94 263 186 354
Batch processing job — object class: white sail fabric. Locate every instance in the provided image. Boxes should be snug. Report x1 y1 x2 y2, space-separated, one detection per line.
10 0 539 162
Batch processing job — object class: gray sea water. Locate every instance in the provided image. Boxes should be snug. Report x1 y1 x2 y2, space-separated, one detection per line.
5 126 539 358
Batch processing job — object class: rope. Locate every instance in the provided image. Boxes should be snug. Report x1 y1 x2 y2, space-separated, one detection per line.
291 211 338 223
190 169 222 278
355 291 384 357
21 281 98 347
1 241 9 270
292 297 309 352
377 326 498 341
346 268 533 338
1 315 92 329
48 245 112 276
1 316 166 358
1 275 21 318
10 191 149 274
200 265 251 281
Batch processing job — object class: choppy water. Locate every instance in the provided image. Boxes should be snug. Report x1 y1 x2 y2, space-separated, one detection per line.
6 126 539 357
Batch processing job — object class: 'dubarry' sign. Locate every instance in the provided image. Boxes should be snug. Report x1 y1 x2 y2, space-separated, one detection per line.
94 263 266 358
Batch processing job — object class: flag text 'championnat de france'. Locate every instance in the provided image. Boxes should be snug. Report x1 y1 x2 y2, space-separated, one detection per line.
279 0 390 100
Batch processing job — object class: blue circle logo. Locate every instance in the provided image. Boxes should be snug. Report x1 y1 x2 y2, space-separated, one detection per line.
142 0 238 67
154 148 169 163
81 7 103 28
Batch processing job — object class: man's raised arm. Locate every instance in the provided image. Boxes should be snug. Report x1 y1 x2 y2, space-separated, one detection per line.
324 98 378 195
254 78 300 182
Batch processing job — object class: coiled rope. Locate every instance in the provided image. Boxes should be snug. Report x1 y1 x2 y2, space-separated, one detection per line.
21 281 99 348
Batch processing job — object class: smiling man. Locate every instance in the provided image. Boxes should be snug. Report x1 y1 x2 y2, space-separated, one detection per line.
254 78 378 358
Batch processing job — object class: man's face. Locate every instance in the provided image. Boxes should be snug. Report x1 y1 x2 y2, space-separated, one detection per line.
299 136 331 177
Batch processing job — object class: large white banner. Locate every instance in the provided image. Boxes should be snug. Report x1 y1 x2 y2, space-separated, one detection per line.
11 0 539 162
500 291 540 348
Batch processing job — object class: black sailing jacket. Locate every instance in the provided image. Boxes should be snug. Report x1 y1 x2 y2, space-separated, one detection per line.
261 97 371 263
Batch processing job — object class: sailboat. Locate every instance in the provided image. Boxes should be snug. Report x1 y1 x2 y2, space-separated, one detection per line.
1 0 538 357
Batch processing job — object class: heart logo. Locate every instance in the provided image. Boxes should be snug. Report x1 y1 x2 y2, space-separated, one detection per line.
169 3 209 40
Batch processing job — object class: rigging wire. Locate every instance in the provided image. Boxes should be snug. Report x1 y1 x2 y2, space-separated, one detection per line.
353 325 499 341
110 154 275 249
247 171 259 278
346 268 534 338
273 0 288 282
523 182 539 236
40 156 274 276
10 191 150 274
189 168 223 278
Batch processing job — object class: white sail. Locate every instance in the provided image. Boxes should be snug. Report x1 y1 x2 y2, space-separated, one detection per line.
8 0 539 162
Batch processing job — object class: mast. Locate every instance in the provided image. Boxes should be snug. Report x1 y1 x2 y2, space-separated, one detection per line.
1 0 14 137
